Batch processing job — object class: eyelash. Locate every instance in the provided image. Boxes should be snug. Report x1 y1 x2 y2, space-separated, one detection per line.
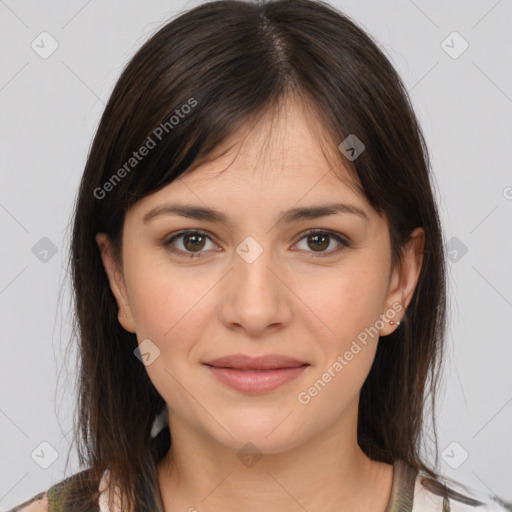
162 229 350 259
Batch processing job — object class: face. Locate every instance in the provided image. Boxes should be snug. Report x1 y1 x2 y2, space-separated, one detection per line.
96 98 424 455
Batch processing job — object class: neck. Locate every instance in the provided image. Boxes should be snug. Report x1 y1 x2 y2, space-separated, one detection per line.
156 406 394 512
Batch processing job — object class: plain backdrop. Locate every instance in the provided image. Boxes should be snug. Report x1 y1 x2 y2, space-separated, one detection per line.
1 0 511 509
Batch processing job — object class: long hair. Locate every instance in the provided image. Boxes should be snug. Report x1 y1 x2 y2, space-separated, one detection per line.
67 0 447 509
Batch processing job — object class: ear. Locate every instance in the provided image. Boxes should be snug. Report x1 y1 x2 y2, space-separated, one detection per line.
379 227 425 336
95 232 136 333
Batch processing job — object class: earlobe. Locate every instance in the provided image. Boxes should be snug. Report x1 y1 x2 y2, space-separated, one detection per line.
380 227 425 336
95 232 136 333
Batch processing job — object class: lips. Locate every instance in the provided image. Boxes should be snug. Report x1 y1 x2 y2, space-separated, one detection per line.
203 353 309 370
203 354 310 394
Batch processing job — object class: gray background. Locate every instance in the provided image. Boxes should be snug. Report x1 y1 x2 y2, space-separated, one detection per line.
1 0 511 509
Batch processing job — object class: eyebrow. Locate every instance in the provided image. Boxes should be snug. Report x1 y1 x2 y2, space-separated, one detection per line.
142 202 370 225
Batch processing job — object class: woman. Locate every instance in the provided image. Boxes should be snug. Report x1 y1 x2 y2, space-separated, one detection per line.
9 0 511 511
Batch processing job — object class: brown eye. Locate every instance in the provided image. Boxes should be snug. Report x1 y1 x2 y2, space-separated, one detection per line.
307 233 329 251
295 229 349 257
183 233 206 252
163 230 217 258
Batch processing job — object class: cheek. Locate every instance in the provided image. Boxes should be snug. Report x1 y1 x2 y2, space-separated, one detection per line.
293 270 386 419
121 253 216 407
295 259 390 352
123 248 216 340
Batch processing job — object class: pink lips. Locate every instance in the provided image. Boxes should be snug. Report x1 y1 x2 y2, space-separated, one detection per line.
203 354 309 394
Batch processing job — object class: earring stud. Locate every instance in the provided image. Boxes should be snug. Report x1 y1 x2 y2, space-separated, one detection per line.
390 320 401 326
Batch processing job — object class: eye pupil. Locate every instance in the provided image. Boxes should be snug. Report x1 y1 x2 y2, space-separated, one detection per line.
184 234 206 251
309 234 329 251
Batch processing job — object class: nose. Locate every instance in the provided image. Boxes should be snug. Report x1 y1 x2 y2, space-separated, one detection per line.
218 237 293 337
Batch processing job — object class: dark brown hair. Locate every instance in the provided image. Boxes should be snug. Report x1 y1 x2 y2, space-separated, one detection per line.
65 0 447 509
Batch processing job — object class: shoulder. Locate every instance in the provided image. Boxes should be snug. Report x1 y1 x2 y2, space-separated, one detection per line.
5 468 104 512
413 471 512 512
5 492 48 512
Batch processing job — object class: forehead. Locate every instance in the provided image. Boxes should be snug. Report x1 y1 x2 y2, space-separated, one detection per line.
184 97 357 184
182 100 357 190
130 97 374 222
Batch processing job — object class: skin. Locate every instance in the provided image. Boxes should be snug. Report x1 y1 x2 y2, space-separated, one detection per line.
96 97 424 512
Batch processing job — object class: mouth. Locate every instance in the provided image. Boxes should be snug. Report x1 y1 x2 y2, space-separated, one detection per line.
203 354 310 394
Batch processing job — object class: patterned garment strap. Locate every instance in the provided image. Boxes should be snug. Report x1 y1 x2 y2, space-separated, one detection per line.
385 459 418 512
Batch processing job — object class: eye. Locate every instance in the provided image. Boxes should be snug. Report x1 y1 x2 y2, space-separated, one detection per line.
163 230 219 259
293 229 350 257
162 228 350 259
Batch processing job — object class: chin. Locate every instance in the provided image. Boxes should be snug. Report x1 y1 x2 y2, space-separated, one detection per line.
207 411 303 455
